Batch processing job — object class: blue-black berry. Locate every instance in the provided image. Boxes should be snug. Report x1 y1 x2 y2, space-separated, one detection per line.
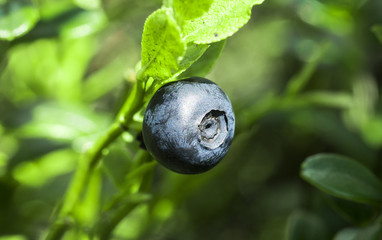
142 77 235 174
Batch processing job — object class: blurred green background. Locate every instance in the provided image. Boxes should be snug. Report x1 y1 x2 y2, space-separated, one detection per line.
1 0 382 239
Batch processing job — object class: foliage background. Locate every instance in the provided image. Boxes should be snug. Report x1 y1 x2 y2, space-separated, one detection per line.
0 0 382 239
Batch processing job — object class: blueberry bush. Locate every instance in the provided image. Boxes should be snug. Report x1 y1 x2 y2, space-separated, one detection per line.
0 0 382 239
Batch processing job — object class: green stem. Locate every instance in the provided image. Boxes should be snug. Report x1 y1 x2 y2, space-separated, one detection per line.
96 153 155 239
98 202 140 240
46 80 145 239
46 123 123 240
63 123 123 216
118 80 145 127
284 42 330 97
105 160 157 212
238 91 352 133
45 221 70 240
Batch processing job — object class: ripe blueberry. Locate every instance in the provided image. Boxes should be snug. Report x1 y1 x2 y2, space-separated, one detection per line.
142 77 235 174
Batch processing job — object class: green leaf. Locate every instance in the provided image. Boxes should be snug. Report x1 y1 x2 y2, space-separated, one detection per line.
334 223 382 240
0 235 27 240
16 102 108 142
142 41 223 101
182 0 264 44
334 228 358 240
326 196 377 225
371 25 382 44
173 0 213 21
74 0 101 10
177 43 210 74
178 39 225 79
0 0 39 40
60 9 107 39
82 59 129 101
12 149 77 187
301 154 382 205
3 37 95 102
140 8 186 82
152 43 209 87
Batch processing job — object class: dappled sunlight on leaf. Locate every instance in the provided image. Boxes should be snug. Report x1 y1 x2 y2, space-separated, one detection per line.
60 9 107 39
296 0 353 35
15 102 110 142
0 0 39 40
12 149 77 187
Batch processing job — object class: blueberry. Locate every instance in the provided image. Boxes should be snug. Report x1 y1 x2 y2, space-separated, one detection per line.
142 77 235 174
